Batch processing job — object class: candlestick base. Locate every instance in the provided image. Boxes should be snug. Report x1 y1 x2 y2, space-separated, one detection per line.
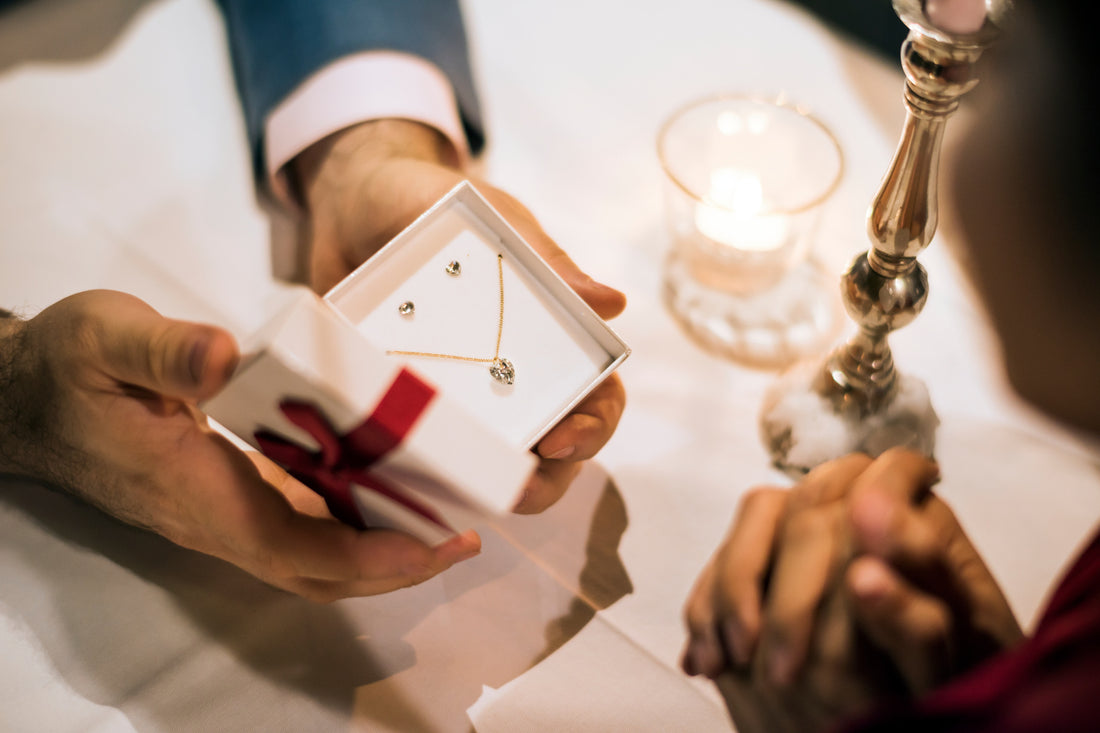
663 250 840 369
759 361 939 475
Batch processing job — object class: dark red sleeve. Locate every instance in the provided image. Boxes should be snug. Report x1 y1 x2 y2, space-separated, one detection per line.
842 530 1100 733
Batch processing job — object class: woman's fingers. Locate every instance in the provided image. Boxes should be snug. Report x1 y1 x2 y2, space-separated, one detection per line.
755 454 873 685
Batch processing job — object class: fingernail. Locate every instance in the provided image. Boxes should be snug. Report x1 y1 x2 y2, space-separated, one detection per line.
849 560 891 606
688 639 722 678
438 534 481 565
544 445 575 460
681 648 698 676
188 337 210 385
512 489 533 513
723 618 751 667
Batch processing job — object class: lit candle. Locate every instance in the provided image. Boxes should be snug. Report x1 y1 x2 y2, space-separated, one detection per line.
695 168 790 252
924 0 986 34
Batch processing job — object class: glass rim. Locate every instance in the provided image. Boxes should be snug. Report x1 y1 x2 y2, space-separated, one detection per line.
656 93 845 216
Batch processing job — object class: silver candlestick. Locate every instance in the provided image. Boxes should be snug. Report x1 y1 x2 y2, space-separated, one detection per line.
760 0 1008 473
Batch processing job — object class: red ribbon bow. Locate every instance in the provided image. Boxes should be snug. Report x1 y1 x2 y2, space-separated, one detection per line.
254 368 449 531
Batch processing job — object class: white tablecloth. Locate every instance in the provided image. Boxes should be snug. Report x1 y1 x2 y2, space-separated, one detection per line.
2 1 1098 731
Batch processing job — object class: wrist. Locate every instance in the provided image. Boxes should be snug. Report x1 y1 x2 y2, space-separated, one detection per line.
0 309 23 360
292 119 458 214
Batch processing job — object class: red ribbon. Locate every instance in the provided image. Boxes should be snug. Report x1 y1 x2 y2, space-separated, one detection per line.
254 368 449 531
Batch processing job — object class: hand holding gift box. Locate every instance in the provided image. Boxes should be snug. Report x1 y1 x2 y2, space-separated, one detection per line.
0 291 481 604
297 127 629 515
204 183 630 545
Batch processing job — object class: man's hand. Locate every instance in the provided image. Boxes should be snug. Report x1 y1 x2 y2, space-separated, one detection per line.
293 120 628 514
681 450 1022 733
0 291 480 601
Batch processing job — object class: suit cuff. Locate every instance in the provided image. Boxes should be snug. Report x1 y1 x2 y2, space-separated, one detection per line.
264 51 470 206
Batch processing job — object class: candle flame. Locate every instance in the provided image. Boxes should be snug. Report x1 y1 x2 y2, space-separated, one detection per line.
696 168 790 252
708 168 764 214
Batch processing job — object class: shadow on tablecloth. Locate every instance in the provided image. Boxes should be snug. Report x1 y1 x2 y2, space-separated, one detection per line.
0 461 634 732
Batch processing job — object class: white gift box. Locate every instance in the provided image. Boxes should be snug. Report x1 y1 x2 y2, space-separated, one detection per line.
203 182 629 546
202 290 538 545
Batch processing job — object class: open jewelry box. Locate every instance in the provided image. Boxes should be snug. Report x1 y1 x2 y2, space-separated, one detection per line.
203 182 629 545
326 181 630 452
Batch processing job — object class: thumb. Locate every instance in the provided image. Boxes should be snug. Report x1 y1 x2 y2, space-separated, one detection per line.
542 246 628 320
89 291 239 401
481 185 628 319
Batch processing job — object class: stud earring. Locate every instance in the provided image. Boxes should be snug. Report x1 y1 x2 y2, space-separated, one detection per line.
398 301 415 316
445 260 461 276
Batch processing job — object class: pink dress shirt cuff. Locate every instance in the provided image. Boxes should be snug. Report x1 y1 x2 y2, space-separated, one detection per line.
264 51 470 206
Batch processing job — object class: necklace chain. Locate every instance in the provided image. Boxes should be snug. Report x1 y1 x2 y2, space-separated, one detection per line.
387 254 506 364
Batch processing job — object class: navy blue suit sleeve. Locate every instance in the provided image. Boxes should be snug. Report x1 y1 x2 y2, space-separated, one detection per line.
215 0 485 178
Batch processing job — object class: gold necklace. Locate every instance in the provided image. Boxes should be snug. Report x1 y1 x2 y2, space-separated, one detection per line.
387 254 516 385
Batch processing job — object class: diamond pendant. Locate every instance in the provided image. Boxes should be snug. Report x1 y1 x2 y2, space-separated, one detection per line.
489 357 515 386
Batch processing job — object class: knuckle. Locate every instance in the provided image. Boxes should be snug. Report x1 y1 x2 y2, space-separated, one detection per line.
838 451 875 477
402 569 441 590
259 551 298 583
740 486 785 514
64 308 104 360
593 374 626 416
877 446 915 461
247 536 302 585
146 327 175 384
683 601 709 633
787 483 820 513
845 451 874 465
782 506 832 541
728 596 760 640
402 559 443 586
876 446 929 468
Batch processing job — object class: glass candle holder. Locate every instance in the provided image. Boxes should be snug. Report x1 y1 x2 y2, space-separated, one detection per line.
658 95 844 367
